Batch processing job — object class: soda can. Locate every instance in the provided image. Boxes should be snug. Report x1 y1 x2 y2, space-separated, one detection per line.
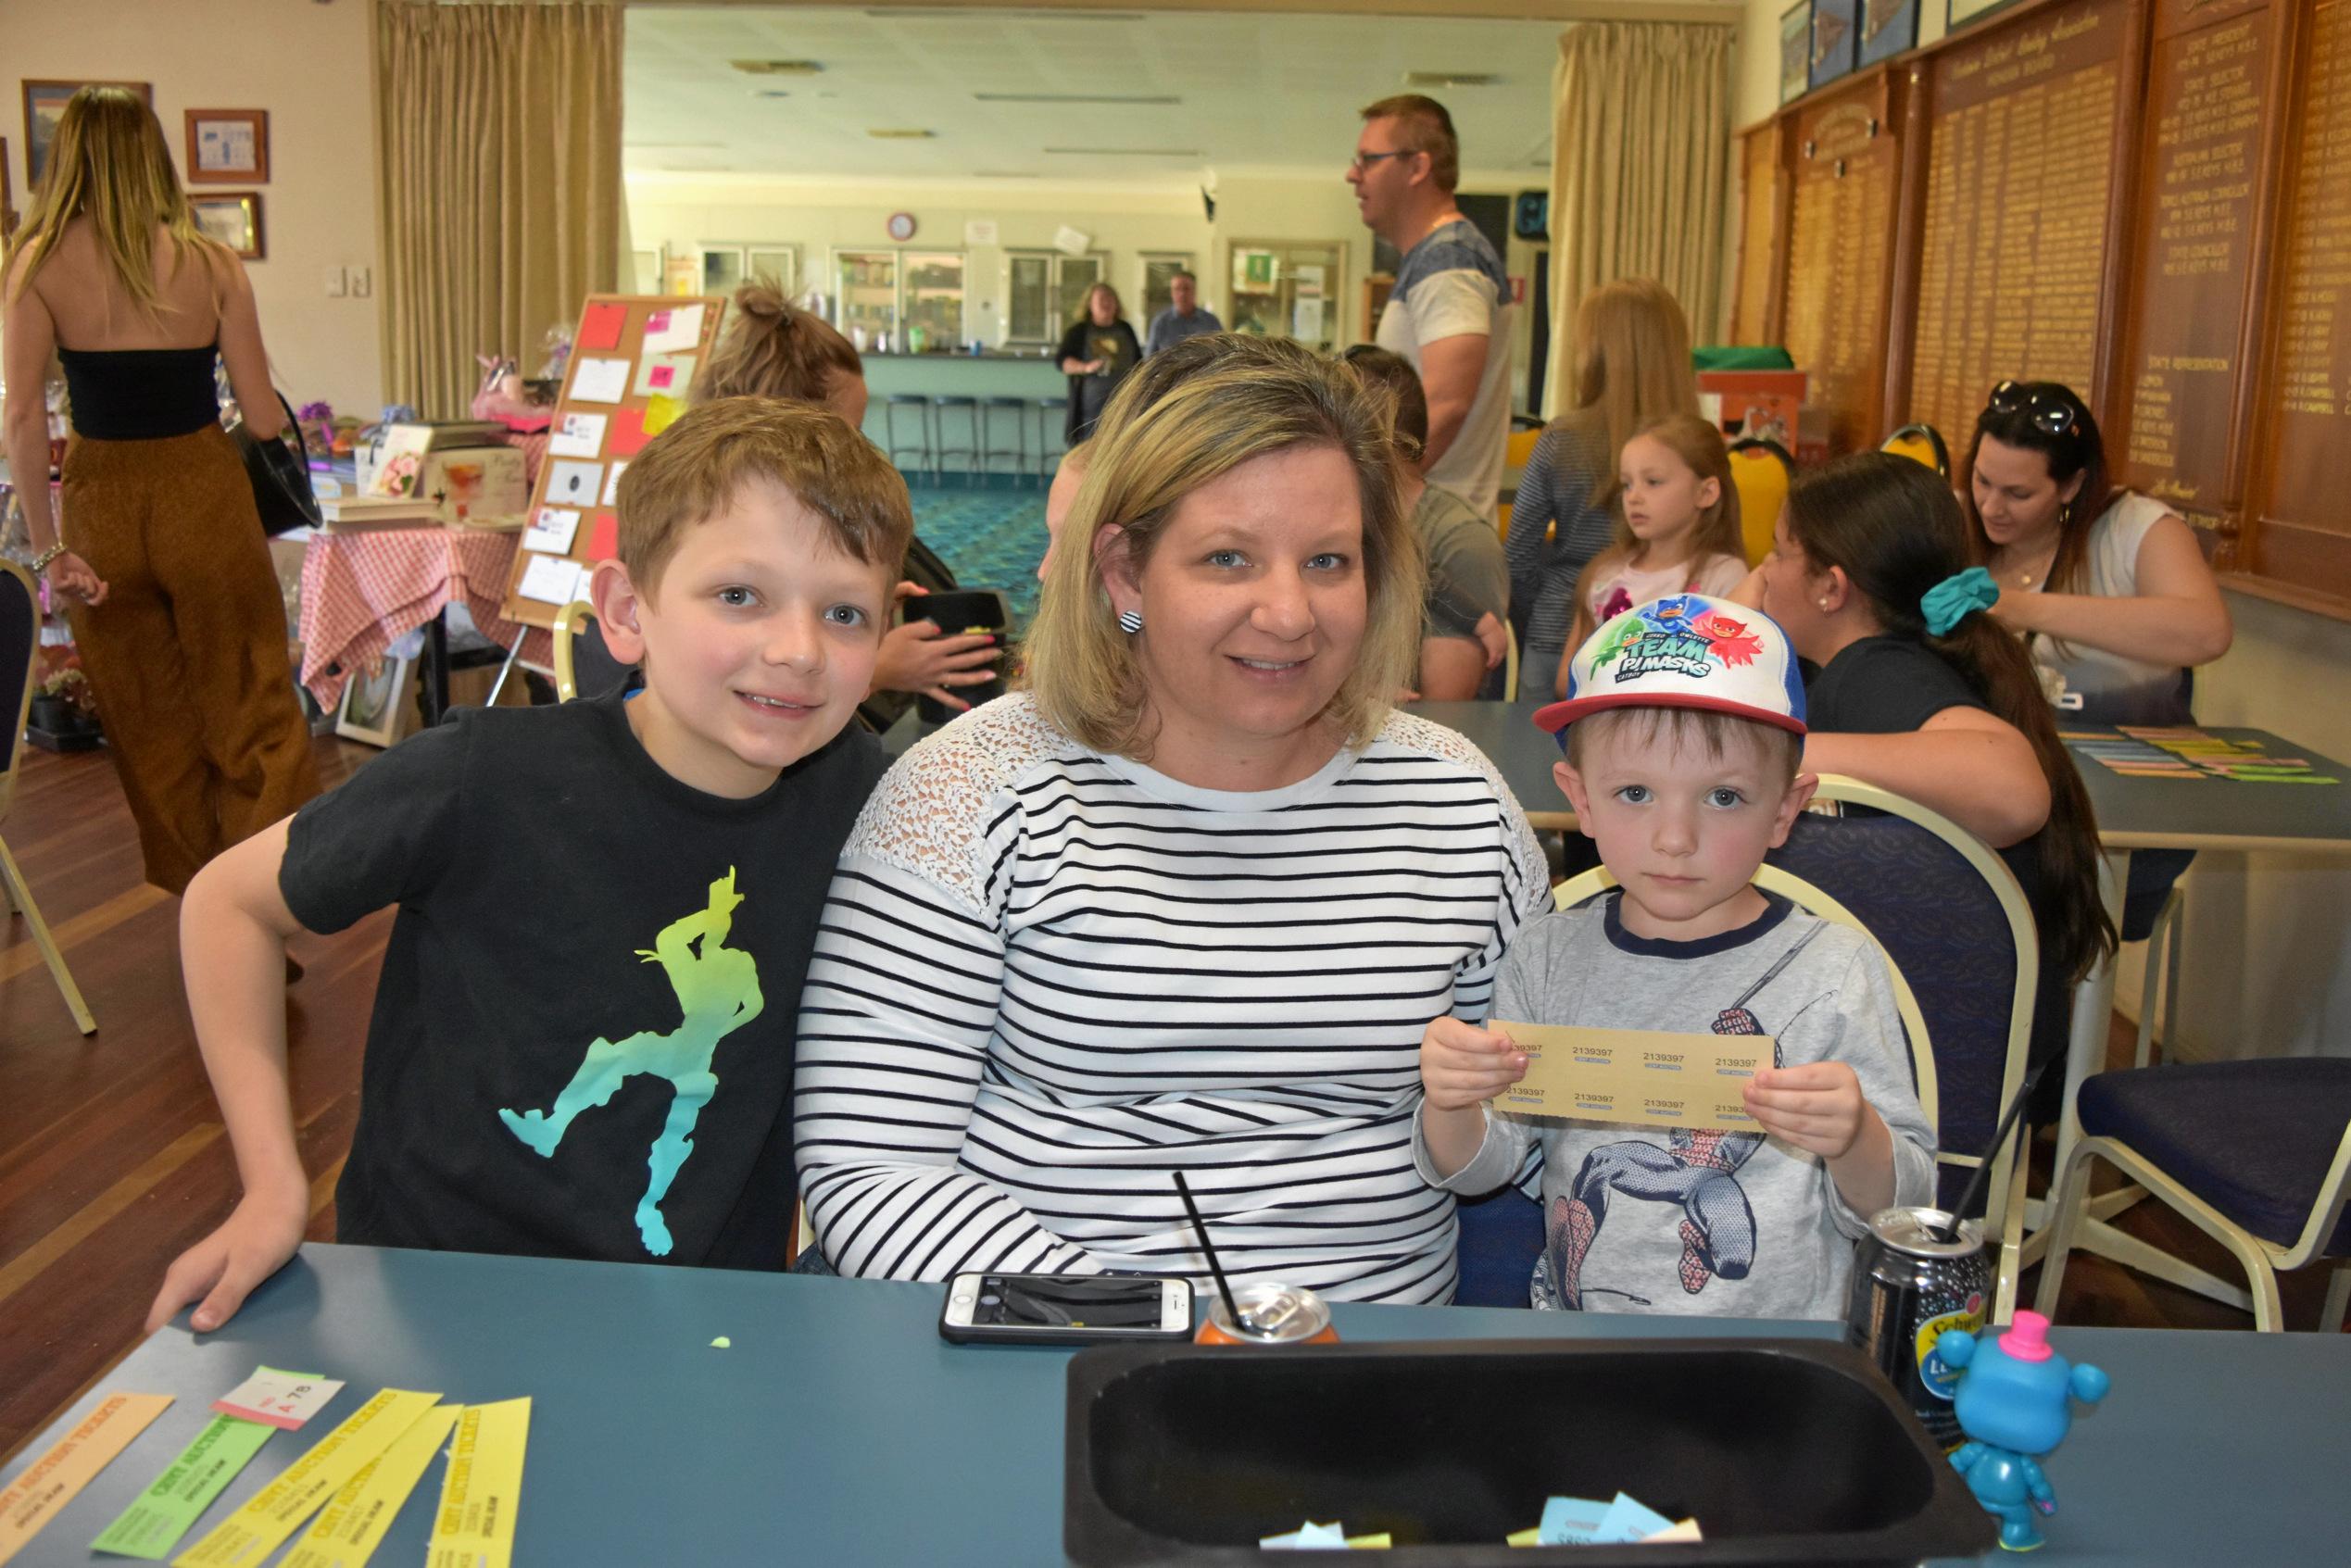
1845 1206 1992 1449
1194 1282 1340 1346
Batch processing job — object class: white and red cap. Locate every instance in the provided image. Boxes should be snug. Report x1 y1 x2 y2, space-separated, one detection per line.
1532 593 1807 737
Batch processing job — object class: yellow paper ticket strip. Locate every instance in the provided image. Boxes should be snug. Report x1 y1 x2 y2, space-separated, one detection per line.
172 1388 440 1568
1493 1023 1771 1128
0 1391 173 1566
425 1399 530 1568
278 1404 459 1568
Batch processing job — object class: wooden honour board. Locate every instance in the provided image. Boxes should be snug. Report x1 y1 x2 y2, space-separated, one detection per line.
497 293 727 631
1907 0 2130 459
1731 122 1787 346
2252 0 2351 587
2113 0 2285 524
1777 69 1903 456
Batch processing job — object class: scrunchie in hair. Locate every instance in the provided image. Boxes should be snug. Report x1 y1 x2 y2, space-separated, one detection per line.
1921 566 2000 636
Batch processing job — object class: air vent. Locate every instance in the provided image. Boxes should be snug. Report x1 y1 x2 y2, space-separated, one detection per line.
868 128 938 140
731 59 823 76
972 170 1041 179
974 93 1179 105
1403 70 1500 88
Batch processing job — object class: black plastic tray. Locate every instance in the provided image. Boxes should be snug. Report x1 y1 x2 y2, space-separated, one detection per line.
1064 1337 1996 1565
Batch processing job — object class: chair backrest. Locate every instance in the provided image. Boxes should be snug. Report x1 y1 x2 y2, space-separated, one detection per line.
0 558 37 822
1726 437 1793 567
1552 865 1940 1138
551 597 635 704
1773 778 2037 1229
1880 422 1952 478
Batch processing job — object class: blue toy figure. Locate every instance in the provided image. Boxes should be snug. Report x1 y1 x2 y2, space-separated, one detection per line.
1937 1310 2111 1552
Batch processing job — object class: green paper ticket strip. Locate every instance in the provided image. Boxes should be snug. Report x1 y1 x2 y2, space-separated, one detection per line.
90 1414 276 1560
172 1388 440 1568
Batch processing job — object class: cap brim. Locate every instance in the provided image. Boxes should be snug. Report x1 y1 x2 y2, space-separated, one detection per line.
1530 690 1808 737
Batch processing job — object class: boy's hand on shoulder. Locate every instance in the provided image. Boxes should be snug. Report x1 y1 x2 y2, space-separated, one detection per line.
145 1185 309 1336
1741 1061 1868 1159
1420 1017 1528 1111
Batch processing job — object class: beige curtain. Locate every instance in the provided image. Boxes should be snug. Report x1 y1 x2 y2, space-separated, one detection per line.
375 0 623 417
1547 22 1734 415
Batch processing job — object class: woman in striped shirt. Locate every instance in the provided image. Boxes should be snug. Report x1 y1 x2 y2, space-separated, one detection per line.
794 337 1551 1304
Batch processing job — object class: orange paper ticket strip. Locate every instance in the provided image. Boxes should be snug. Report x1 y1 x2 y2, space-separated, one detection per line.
0 1392 173 1565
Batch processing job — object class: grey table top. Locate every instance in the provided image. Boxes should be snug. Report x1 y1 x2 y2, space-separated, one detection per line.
2057 723 2351 854
6 1244 2344 1565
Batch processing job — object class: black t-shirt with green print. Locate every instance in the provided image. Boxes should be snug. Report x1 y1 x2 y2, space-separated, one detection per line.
279 685 884 1268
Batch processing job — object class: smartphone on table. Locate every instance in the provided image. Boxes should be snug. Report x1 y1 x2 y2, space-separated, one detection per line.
938 1271 1194 1344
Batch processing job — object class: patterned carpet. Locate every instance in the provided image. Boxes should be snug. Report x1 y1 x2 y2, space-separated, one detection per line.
909 477 1052 627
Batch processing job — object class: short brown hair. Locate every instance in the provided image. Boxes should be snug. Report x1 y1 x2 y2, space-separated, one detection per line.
1564 705 1802 784
1359 93 1459 192
695 276 862 407
1341 345 1428 463
614 395 911 596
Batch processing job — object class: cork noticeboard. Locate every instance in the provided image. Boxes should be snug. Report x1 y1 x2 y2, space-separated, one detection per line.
2114 0 2282 522
497 294 726 632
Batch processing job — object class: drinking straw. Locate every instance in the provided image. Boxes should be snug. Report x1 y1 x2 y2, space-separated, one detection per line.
1939 1057 2056 1243
1173 1172 1247 1332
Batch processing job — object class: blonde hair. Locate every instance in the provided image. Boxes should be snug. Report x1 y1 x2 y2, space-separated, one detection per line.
1025 336 1421 759
615 395 911 597
3 86 232 315
1359 93 1460 192
1553 279 1700 507
694 276 862 407
1565 413 1745 652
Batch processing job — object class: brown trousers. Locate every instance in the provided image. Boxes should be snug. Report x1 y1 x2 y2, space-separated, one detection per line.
60 425 320 895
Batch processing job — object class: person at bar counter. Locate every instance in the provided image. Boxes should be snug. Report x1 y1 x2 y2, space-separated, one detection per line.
1143 270 1223 356
1 87 320 897
1964 379 2232 941
1350 93 1514 523
793 336 1551 1303
696 276 998 723
1056 282 1141 444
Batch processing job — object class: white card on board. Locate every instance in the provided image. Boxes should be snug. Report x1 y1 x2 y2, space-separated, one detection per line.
545 459 601 508
518 554 586 606
602 461 627 507
522 507 581 554
645 303 704 354
568 357 632 404
548 411 609 458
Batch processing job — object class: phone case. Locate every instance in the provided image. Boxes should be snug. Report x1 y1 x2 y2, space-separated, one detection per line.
937 1275 1194 1345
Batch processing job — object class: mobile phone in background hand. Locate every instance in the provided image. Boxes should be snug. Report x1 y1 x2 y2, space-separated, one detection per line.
903 588 1011 722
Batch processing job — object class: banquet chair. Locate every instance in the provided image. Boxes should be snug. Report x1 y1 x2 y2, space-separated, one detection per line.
1727 437 1793 567
0 558 95 1035
1502 621 1519 703
1773 776 2040 1319
2035 1059 2351 1332
550 598 635 704
1451 861 1942 1308
1880 422 1952 478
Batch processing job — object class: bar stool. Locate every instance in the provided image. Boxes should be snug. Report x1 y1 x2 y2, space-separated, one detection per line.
932 395 980 484
884 394 934 481
1034 396 1068 480
984 395 1031 485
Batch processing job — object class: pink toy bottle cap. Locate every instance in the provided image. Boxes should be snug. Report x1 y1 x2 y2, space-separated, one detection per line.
1998 1310 2056 1362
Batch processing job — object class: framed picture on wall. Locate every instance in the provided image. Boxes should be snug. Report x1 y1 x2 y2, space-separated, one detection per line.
1779 3 1813 106
1948 0 2028 31
1860 0 1920 67
1810 0 1860 92
191 191 264 259
22 79 151 187
184 109 269 183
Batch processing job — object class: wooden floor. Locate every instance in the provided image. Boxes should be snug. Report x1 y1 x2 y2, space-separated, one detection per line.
0 736 2336 1465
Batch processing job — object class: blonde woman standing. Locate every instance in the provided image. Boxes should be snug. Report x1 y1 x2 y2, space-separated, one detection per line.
794 336 1550 1302
2 87 316 894
1507 279 1700 699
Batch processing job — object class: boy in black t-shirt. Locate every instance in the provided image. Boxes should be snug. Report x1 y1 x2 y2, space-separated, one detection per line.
146 397 911 1334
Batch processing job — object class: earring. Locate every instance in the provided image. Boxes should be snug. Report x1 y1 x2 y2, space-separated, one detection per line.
1118 609 1143 634
1817 598 1830 611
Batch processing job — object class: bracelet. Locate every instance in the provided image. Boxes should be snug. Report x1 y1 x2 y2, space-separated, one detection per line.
31 543 67 573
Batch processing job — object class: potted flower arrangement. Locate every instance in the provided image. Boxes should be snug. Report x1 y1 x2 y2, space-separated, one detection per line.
27 653 103 752
295 400 336 456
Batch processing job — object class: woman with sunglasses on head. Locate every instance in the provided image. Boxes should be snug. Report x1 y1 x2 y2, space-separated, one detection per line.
1965 380 2232 939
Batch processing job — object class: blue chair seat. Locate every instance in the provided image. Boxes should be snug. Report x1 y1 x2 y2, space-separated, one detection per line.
2078 1060 2351 1252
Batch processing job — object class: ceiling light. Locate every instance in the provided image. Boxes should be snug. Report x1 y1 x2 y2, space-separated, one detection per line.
973 170 1041 179
868 128 938 140
751 90 790 99
1403 70 1499 88
1042 147 1200 157
731 59 823 76
974 93 1178 106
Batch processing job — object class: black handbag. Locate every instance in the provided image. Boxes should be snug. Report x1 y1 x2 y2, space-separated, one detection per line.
233 390 321 536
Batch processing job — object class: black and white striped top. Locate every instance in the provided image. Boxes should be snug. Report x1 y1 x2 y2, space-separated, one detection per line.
793 694 1552 1304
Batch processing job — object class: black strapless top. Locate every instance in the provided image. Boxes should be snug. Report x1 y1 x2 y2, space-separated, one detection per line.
57 344 220 441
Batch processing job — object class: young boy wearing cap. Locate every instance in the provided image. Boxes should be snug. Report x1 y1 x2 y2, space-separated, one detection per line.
1414 594 1935 1317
